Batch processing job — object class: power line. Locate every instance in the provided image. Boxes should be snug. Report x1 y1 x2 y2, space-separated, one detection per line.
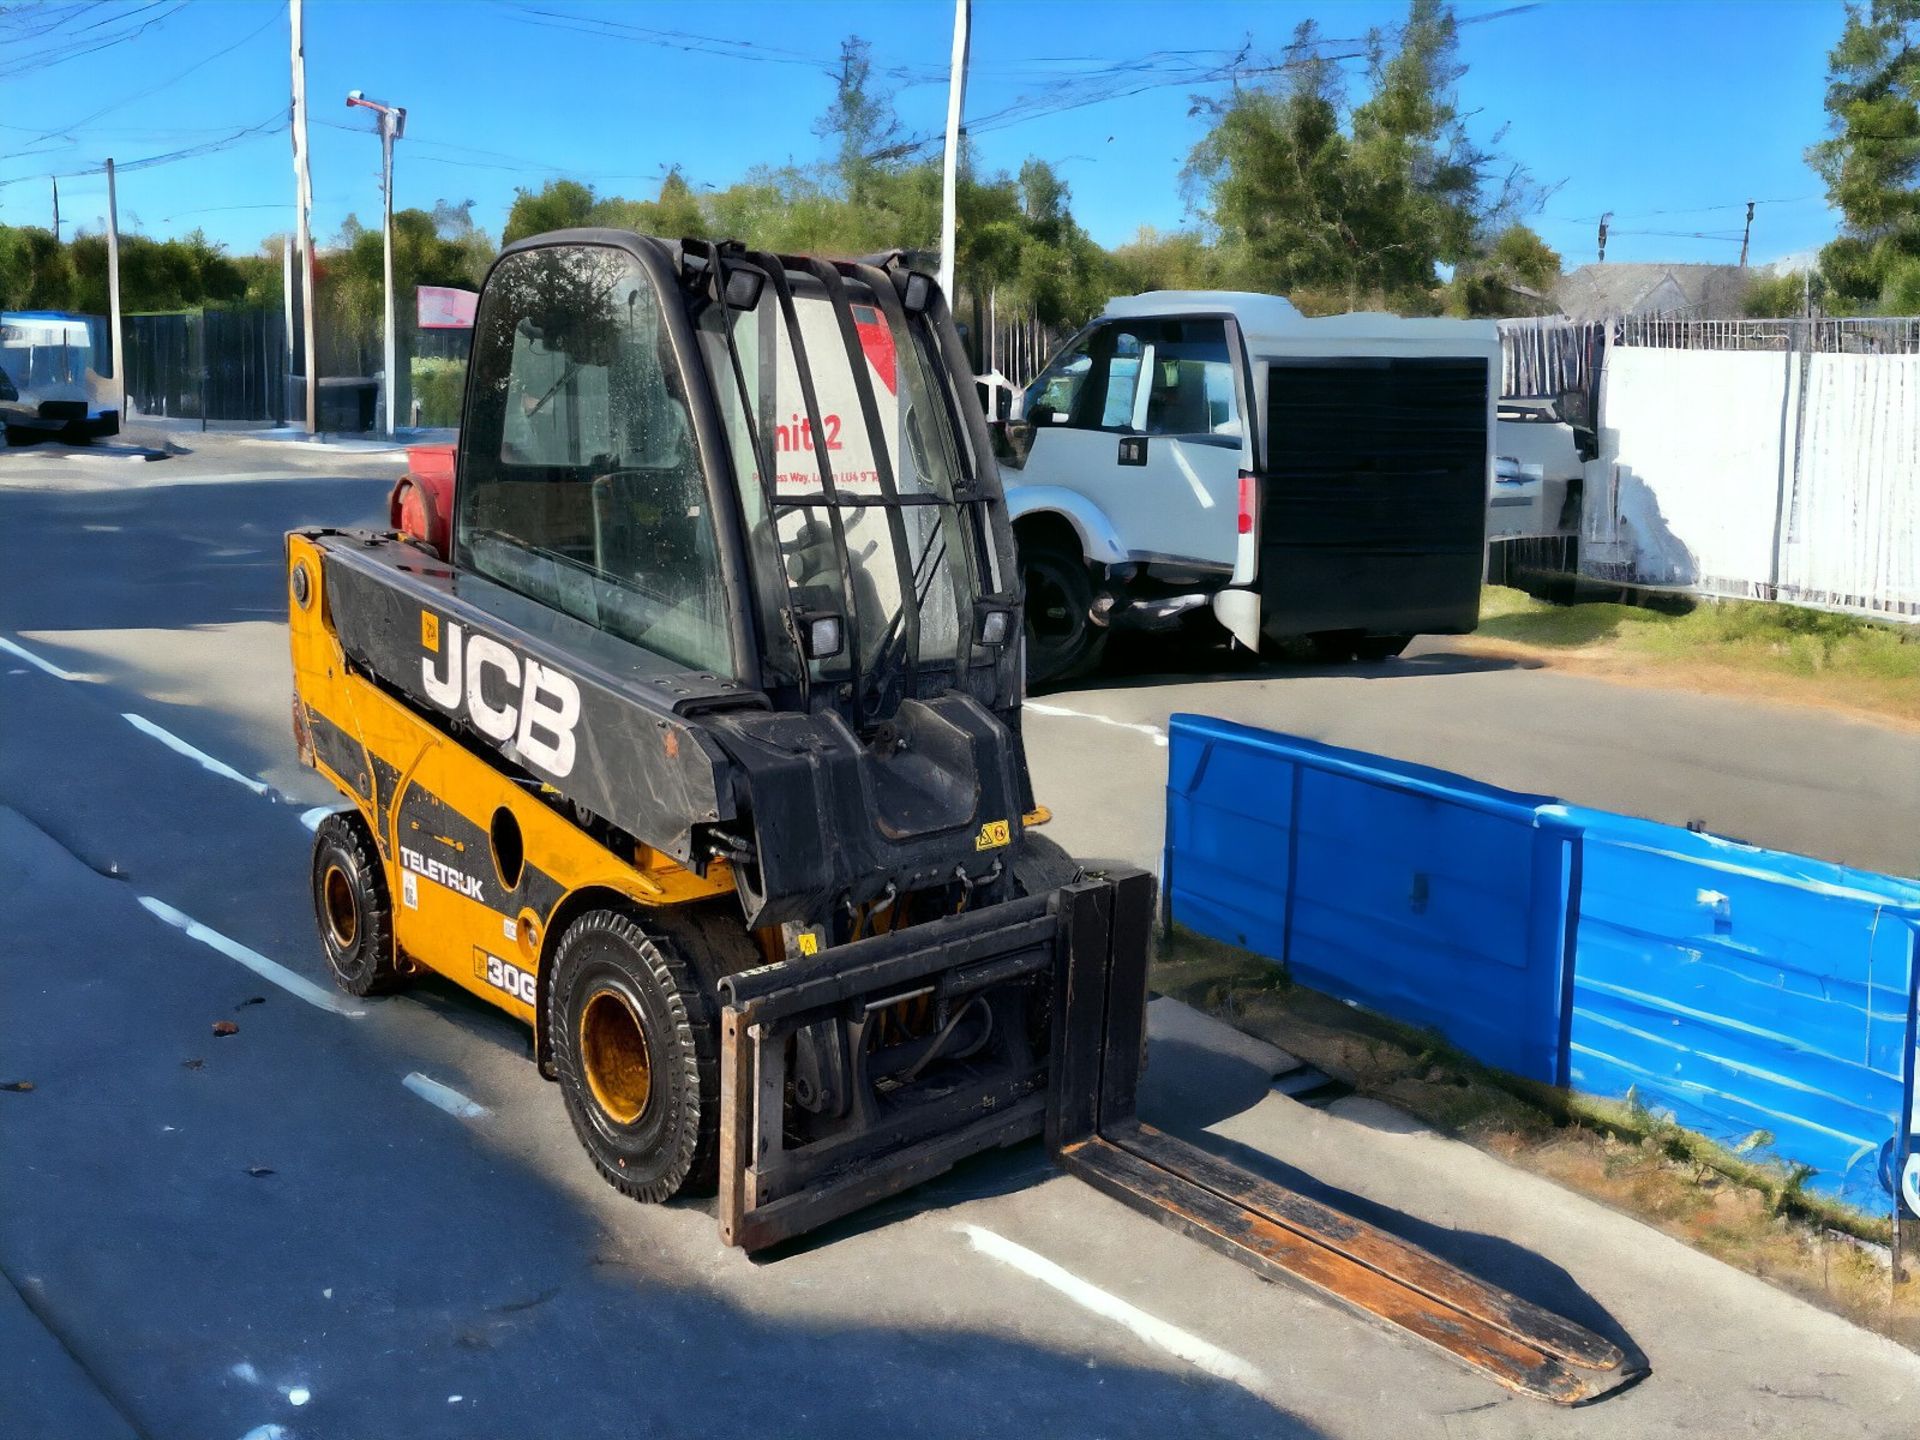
0 108 288 192
15 7 282 146
0 0 187 81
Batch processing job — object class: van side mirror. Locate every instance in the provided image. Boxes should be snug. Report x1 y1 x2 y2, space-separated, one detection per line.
1556 387 1592 430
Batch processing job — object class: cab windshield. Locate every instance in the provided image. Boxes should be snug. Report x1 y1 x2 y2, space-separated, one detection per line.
696 259 987 714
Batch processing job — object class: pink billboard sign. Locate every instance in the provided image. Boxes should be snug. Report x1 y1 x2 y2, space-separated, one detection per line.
416 285 478 329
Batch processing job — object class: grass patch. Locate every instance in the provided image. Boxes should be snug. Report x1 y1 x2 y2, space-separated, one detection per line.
1154 923 1920 1345
1468 586 1920 727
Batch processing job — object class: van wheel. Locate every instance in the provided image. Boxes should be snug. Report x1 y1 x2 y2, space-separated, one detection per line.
1021 542 1107 685
1353 635 1412 661
549 911 718 1204
310 812 401 996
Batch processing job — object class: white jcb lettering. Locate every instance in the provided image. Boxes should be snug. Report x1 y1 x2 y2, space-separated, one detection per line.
422 620 581 779
464 635 520 742
422 619 462 707
516 660 580 778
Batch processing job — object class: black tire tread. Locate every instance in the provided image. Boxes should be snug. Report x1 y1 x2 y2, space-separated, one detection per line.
311 811 401 996
1021 541 1107 685
548 910 720 1204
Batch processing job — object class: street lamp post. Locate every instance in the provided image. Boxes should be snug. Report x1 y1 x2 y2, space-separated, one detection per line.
346 90 406 436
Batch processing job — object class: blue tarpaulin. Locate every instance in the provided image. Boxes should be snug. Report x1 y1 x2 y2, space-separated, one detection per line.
1164 713 1920 1215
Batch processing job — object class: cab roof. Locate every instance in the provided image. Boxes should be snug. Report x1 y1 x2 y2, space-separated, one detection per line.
1100 289 1498 353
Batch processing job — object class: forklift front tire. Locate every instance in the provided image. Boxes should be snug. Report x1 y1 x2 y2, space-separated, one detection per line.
310 812 402 996
549 911 719 1205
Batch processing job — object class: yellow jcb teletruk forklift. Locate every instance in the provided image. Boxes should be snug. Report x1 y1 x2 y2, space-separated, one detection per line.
286 231 1639 1403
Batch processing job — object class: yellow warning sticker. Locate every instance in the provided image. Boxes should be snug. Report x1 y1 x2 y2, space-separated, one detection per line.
421 611 440 652
975 819 1011 851
797 931 820 956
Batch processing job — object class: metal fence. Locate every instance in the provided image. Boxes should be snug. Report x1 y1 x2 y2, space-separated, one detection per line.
1499 314 1920 398
124 308 287 424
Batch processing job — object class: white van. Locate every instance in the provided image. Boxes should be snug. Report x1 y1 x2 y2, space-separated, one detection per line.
999 291 1500 681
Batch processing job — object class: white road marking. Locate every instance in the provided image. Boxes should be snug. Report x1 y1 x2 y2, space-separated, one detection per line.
0 633 82 681
138 896 364 1017
956 1223 1264 1391
1023 700 1169 747
122 713 274 797
403 1072 490 1120
299 806 340 833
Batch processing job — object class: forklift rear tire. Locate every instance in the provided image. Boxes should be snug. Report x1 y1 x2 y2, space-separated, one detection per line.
310 812 402 996
549 911 718 1204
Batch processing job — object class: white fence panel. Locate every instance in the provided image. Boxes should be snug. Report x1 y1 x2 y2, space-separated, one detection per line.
1783 353 1920 617
1588 343 1918 620
1595 347 1792 592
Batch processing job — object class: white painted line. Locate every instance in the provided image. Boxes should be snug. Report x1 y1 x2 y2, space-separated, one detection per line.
1024 700 1169 747
138 895 363 1017
956 1223 1264 1391
122 712 273 797
403 1072 490 1120
0 634 81 682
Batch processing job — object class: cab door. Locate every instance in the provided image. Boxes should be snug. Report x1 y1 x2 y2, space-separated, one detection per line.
1018 317 1247 572
1110 317 1246 571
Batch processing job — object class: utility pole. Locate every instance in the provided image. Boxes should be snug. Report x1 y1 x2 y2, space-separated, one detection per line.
290 0 318 434
1738 199 1755 268
347 90 406 437
282 231 295 379
51 176 60 244
105 159 125 423
937 0 971 304
1597 211 1611 264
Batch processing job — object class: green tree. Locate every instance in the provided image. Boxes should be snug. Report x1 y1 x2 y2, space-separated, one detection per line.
0 225 78 310
501 178 598 245
1184 22 1357 302
1185 3 1536 314
1807 0 1920 312
1446 223 1560 316
1107 227 1217 294
430 198 497 285
815 35 900 202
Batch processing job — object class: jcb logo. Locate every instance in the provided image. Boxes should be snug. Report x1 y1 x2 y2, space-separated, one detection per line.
975 819 1010 851
421 613 581 778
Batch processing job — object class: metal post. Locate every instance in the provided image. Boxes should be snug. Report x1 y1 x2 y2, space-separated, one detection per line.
104 159 125 424
51 176 60 244
281 230 295 420
291 0 319 434
936 0 970 302
381 112 397 437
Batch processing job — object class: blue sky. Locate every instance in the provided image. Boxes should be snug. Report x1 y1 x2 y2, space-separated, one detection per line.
3 0 1847 271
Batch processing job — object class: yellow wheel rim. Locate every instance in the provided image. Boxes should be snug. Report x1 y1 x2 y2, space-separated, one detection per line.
322 864 359 949
580 989 652 1125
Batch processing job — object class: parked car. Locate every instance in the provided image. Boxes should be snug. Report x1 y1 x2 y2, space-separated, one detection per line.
997 290 1501 681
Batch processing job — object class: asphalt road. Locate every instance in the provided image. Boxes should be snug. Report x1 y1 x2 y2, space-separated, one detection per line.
3 435 1917 1439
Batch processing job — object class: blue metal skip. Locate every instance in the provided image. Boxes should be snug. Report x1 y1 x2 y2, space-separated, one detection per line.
1164 713 1920 1215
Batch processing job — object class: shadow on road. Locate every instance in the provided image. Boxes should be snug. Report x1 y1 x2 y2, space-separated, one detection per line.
1032 631 1541 700
1 805 1332 1440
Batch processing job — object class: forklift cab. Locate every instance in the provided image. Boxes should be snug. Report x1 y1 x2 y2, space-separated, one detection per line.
446 233 1022 733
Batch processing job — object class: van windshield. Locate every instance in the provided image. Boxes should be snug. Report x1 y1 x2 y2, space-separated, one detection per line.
696 260 985 711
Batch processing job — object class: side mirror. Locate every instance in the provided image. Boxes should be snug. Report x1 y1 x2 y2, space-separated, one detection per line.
1028 402 1056 429
1556 387 1592 431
